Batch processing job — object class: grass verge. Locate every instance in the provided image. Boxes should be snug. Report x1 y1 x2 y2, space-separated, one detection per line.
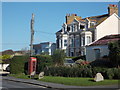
8 73 30 79
39 76 119 86
8 73 39 79
8 74 119 86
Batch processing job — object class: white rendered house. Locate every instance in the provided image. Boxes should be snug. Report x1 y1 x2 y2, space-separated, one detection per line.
95 13 120 41
86 34 120 61
33 42 56 55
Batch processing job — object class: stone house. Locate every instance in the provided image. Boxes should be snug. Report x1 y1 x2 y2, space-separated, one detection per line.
56 4 119 57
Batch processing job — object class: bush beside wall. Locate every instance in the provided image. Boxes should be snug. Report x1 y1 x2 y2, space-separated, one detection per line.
10 55 53 74
34 55 53 73
44 66 120 79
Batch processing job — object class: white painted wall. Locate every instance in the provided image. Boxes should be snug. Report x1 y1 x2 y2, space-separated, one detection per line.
86 45 109 61
96 13 120 40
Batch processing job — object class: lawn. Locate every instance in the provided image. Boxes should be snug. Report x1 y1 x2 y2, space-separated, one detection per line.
8 73 38 79
8 74 119 86
8 73 30 79
39 76 119 86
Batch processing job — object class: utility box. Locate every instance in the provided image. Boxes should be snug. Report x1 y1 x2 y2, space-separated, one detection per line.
28 57 37 75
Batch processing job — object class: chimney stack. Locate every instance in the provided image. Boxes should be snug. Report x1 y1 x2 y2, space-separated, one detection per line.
65 13 81 24
108 4 118 16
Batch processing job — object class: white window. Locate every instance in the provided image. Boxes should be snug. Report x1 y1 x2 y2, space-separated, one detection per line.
75 38 79 47
61 39 62 48
64 40 67 46
81 37 85 46
80 25 85 30
74 25 77 31
90 22 96 26
87 36 91 44
71 38 74 47
67 26 70 32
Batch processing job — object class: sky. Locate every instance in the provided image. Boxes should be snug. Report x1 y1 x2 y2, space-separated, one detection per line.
2 2 118 51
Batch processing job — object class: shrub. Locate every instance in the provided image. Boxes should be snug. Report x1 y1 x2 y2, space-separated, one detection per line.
112 68 120 79
44 65 93 78
90 59 112 68
105 69 114 79
75 59 90 68
10 55 53 74
34 55 53 73
0 55 12 64
52 50 66 66
44 66 120 79
108 40 120 67
72 55 86 62
10 56 29 74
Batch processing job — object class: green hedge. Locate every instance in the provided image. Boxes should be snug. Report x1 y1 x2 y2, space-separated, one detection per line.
34 55 53 73
10 56 29 74
90 59 112 68
44 66 120 79
10 55 53 74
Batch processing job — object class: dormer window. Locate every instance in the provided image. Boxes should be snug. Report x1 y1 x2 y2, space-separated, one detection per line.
80 25 85 29
90 22 96 26
67 26 70 32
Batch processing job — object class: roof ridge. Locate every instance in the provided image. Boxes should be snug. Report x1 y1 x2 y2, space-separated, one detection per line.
82 14 108 19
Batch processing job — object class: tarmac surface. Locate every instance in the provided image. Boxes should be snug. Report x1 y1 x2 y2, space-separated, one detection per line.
1 76 120 90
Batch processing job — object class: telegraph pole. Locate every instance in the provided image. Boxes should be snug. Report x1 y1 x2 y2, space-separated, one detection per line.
30 13 35 56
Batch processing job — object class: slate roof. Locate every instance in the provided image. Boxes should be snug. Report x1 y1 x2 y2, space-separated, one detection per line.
89 34 120 46
84 14 109 26
66 14 109 28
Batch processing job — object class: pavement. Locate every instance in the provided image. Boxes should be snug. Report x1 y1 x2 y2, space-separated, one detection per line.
0 71 10 74
2 76 119 89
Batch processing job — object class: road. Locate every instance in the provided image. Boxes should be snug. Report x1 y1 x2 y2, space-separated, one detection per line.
1 79 54 90
1 79 119 90
0 76 119 90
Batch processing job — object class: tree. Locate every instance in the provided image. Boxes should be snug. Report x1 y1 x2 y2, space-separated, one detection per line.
0 55 11 63
108 40 120 67
52 49 66 66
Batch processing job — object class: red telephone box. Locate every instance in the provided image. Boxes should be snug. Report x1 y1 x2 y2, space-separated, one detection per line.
28 57 37 75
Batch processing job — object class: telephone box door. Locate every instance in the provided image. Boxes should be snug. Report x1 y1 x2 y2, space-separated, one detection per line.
28 57 37 75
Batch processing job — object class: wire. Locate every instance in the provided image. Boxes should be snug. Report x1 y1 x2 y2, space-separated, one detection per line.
35 30 55 35
1 31 56 46
0 43 29 45
35 34 55 42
